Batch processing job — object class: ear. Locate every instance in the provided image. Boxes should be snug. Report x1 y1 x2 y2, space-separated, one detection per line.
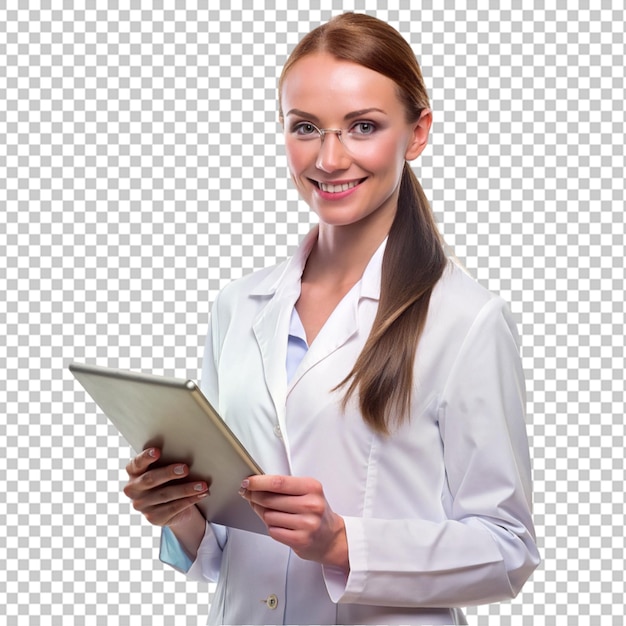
405 108 432 161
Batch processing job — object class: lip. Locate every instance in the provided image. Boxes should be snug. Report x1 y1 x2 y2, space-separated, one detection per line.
310 177 367 201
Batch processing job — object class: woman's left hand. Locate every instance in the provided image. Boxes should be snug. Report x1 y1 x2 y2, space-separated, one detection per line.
239 475 349 571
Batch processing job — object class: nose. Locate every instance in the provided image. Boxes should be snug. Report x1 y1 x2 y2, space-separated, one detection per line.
315 131 351 173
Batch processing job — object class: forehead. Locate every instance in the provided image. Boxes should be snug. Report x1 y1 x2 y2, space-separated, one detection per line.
281 53 404 118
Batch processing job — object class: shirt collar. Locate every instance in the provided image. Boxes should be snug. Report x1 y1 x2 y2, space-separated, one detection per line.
288 306 308 342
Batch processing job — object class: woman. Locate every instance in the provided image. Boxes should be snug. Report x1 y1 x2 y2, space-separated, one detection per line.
124 13 540 625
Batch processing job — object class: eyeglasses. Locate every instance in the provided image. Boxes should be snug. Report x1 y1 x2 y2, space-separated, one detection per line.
287 121 379 155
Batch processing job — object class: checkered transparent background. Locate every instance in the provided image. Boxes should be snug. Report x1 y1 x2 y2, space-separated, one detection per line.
1 2 624 625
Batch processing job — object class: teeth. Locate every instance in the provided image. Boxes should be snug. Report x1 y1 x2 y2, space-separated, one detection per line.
319 180 360 193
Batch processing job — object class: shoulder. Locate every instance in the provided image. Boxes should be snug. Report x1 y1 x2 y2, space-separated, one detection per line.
428 259 519 346
433 260 494 313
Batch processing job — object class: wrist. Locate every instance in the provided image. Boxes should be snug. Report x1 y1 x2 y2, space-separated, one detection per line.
168 506 206 561
323 514 350 572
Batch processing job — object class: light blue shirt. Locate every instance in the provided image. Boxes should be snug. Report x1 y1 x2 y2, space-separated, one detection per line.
160 307 309 573
286 306 309 384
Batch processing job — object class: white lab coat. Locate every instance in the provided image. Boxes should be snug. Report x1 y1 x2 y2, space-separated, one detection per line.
166 228 540 625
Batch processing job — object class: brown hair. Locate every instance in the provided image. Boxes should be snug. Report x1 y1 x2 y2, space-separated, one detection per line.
279 13 448 434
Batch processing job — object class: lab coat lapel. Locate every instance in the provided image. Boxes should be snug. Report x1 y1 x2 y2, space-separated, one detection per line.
251 229 318 443
252 291 296 430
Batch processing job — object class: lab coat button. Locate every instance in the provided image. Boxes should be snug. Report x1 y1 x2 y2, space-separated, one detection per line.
265 594 278 609
273 424 282 439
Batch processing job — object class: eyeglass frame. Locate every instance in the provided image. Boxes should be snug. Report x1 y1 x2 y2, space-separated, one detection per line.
286 120 379 154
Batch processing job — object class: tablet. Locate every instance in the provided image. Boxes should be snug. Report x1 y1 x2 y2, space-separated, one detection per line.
69 361 267 535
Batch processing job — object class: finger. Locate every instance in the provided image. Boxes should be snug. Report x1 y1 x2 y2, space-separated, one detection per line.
253 506 318 532
267 525 313 549
124 462 193 499
243 490 323 517
125 447 161 477
132 480 209 513
143 492 209 527
249 505 326 555
241 475 320 496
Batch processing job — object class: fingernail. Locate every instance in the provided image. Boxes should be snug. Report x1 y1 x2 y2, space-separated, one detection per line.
194 483 205 492
197 492 208 499
148 448 156 457
238 487 247 497
240 479 249 489
174 465 185 475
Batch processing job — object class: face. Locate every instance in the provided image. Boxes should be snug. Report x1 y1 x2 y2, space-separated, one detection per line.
280 53 431 230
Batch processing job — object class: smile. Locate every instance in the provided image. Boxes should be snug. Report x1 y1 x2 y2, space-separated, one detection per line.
314 178 366 193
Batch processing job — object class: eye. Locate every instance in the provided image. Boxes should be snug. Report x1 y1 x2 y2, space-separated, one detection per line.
350 121 377 136
292 122 320 138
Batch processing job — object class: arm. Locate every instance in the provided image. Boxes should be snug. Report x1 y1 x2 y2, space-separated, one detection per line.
329 297 540 607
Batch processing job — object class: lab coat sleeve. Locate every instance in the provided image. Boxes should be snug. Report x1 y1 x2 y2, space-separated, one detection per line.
324 297 540 607
159 521 226 582
159 297 228 582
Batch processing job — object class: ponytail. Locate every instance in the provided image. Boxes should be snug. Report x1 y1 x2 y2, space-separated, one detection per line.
335 163 447 434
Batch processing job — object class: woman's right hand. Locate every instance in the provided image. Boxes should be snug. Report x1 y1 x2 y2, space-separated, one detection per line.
123 447 210 530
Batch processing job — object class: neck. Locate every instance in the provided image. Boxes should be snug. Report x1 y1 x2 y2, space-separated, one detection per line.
304 203 396 286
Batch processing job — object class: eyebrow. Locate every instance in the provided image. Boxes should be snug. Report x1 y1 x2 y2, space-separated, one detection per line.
285 107 387 122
